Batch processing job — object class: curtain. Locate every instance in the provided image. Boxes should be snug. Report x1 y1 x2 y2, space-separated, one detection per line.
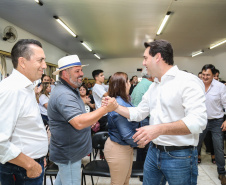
0 55 7 79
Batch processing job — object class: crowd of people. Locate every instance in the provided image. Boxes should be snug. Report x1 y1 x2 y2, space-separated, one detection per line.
0 38 225 185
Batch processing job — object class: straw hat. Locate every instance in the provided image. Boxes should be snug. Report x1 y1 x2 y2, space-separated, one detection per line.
53 55 88 75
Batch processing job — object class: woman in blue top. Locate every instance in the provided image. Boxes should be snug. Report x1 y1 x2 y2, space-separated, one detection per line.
104 72 141 185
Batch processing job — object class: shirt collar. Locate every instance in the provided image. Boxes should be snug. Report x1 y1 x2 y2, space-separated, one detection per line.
58 77 79 94
12 69 34 89
154 65 178 83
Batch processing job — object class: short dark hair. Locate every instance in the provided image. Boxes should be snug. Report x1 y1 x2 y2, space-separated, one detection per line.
92 69 104 80
11 39 42 68
41 74 46 82
202 64 216 74
198 72 202 75
79 84 88 95
108 72 129 103
144 40 174 65
215 68 220 75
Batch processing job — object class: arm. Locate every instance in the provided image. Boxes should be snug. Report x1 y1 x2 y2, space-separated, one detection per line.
133 120 190 145
110 113 138 147
134 76 207 146
69 97 118 130
43 103 48 109
220 85 226 131
9 153 42 178
0 89 42 178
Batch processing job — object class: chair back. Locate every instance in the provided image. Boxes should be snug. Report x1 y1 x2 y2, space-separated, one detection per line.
92 131 109 150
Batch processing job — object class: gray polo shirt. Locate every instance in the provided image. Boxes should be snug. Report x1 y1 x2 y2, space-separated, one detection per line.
47 78 92 164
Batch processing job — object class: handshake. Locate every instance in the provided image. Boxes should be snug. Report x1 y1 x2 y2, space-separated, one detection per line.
101 96 119 112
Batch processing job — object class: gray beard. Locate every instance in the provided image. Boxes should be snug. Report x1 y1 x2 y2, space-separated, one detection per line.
69 77 82 88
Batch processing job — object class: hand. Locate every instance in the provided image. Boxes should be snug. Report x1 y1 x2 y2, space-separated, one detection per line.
44 157 47 168
221 120 226 131
26 160 42 178
104 96 118 112
101 96 109 107
133 125 161 146
84 96 91 105
137 144 145 148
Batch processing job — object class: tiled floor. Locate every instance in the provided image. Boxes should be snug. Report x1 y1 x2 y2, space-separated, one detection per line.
45 148 224 185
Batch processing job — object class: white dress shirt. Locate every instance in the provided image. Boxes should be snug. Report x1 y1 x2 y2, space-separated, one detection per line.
0 69 48 164
128 66 207 146
205 79 226 119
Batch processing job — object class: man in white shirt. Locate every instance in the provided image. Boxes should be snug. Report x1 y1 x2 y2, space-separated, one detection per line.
92 69 109 131
103 40 207 185
0 39 48 185
197 64 226 184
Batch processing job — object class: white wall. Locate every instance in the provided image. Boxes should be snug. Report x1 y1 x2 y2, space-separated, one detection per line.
1 16 225 81
82 54 226 80
0 17 67 74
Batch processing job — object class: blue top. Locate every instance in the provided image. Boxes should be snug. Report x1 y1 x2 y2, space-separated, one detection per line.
108 96 140 147
48 78 92 164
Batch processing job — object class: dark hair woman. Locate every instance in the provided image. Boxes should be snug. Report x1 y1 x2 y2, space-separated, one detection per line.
104 72 141 185
79 84 95 113
38 82 51 124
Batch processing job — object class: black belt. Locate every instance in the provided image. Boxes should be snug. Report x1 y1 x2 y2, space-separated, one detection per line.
34 156 45 163
208 118 223 121
152 143 194 152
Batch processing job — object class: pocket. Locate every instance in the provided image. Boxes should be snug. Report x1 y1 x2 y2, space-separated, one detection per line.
166 148 192 159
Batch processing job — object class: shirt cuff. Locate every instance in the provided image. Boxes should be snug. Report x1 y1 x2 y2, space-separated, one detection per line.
1 144 21 164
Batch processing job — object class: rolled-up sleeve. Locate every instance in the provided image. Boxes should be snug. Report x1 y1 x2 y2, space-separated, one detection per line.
181 79 207 134
0 90 21 164
128 91 150 122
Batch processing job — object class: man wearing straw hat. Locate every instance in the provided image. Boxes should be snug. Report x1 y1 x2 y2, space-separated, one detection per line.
47 55 118 185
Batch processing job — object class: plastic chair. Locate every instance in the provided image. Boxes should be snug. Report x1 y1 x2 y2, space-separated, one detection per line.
81 131 110 185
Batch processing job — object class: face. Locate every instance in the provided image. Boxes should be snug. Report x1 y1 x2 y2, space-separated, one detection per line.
198 73 202 79
79 86 87 96
96 73 105 83
126 79 131 95
214 72 219 80
202 69 214 85
133 76 138 84
43 76 51 82
46 84 51 93
20 45 46 82
143 47 156 78
66 66 84 88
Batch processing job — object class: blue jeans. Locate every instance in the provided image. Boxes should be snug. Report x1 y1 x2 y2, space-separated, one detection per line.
54 160 81 185
0 158 44 185
197 118 225 174
143 143 198 185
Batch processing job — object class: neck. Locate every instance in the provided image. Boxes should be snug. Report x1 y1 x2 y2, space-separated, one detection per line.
157 64 173 82
96 81 102 85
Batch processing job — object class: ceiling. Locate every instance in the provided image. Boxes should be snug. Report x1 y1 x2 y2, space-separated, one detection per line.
0 0 225 60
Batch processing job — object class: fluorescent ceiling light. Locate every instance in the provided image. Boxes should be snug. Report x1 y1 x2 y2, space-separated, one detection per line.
53 16 76 37
157 11 171 35
94 54 100 59
192 50 204 57
81 41 92 52
209 39 226 49
34 0 43 6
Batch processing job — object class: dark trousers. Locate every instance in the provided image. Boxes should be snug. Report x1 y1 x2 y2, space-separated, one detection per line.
197 118 225 174
0 158 44 185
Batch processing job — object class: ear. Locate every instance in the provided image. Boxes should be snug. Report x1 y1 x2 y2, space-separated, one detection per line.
155 53 162 63
18 57 26 69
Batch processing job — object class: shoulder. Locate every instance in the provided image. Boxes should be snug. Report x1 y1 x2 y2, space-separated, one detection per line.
116 96 132 107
